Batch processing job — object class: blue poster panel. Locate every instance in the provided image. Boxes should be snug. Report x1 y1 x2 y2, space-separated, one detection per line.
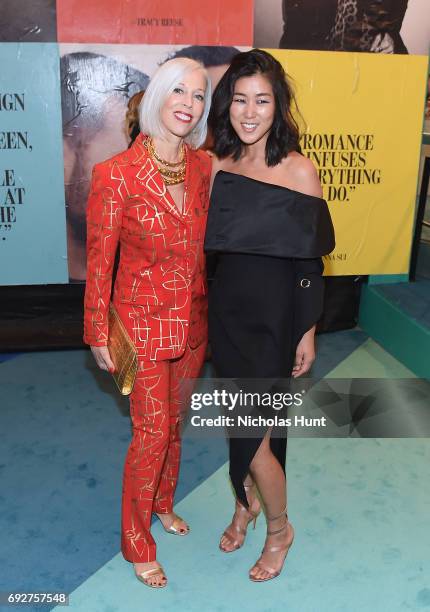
0 43 68 285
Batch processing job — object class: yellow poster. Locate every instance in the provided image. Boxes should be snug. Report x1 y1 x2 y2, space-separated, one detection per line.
269 49 428 275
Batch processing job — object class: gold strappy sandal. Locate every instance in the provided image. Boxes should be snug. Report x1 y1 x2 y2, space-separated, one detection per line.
219 484 261 553
249 506 294 582
156 513 190 536
135 563 167 588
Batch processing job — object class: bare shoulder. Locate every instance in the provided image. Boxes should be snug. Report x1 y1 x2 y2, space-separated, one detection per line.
283 152 323 199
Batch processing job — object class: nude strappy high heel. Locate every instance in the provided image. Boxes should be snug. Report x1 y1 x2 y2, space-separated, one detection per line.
135 563 167 588
219 484 261 553
249 506 294 582
156 512 190 536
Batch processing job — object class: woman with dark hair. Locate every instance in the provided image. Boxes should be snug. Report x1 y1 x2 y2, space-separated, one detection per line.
205 49 335 582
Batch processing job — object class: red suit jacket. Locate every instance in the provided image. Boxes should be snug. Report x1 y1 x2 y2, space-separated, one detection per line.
83 133 211 361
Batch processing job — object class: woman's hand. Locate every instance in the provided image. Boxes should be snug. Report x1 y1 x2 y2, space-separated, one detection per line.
292 326 316 378
90 345 115 373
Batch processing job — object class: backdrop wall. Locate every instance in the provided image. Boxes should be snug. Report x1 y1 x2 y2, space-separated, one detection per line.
0 0 428 284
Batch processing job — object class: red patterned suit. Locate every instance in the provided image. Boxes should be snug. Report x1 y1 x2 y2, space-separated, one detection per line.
83 133 211 563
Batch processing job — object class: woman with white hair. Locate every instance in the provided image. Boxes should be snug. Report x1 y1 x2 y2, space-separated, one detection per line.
83 58 212 588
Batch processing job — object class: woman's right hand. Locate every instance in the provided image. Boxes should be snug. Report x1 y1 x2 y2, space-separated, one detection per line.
90 346 115 373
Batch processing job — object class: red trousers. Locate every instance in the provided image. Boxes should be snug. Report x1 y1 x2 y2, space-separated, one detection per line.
121 341 206 563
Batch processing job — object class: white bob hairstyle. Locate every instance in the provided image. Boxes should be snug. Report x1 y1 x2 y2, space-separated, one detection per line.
139 57 211 150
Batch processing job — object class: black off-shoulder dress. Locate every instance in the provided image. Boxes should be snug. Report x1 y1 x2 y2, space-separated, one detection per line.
204 171 335 507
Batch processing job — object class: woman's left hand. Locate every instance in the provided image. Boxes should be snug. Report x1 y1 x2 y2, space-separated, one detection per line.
292 326 316 378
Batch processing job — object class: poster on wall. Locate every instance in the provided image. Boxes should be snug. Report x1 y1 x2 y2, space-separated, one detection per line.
60 43 242 281
0 0 427 284
255 0 430 55
268 49 428 275
0 43 68 285
57 0 253 45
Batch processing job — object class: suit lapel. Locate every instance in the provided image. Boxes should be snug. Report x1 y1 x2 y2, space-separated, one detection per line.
130 134 187 226
182 146 195 218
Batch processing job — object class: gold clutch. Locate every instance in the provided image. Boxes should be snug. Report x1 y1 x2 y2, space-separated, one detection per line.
107 302 138 395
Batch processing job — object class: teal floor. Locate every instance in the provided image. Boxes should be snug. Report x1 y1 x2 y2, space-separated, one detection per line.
1 330 429 612
56 442 430 612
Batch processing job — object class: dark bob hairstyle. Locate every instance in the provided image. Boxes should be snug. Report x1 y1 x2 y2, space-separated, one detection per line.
208 49 301 167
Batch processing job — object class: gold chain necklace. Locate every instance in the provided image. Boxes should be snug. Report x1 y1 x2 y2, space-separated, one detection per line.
146 137 185 167
144 137 186 186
